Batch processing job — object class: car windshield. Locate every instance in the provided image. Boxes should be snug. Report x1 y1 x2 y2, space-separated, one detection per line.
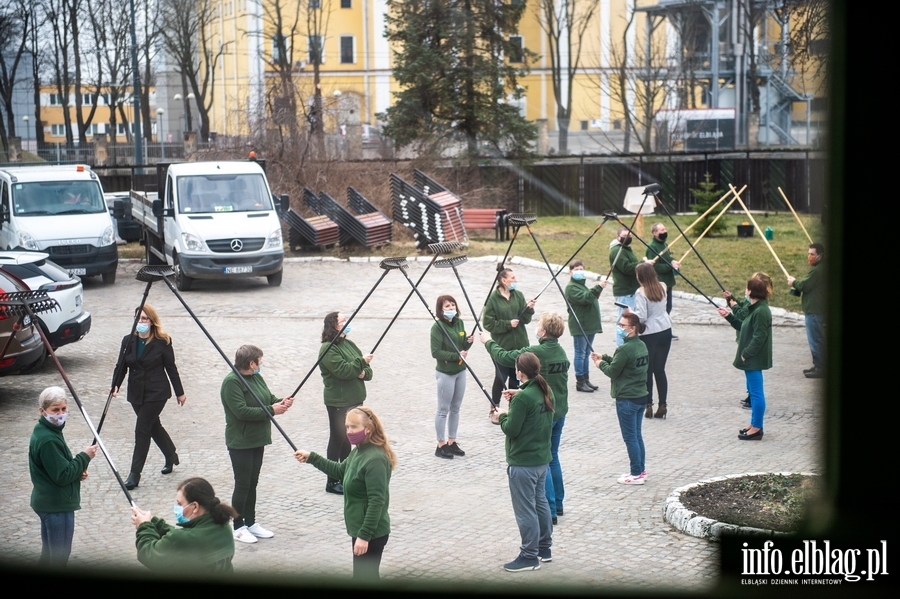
12 181 107 216
176 174 272 214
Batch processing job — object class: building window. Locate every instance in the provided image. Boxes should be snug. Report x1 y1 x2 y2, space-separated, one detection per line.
272 34 288 63
51 124 67 137
308 35 324 65
508 36 524 63
340 36 354 64
341 0 351 7
49 93 62 106
309 0 321 7
81 93 95 105
580 120 588 131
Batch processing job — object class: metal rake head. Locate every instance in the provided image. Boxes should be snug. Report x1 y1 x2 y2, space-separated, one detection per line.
602 211 618 221
434 255 468 269
507 213 537 226
380 257 409 270
643 183 662 196
0 291 60 316
427 241 463 255
136 265 176 282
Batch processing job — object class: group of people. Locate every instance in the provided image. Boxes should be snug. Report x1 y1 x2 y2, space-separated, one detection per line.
27 224 825 578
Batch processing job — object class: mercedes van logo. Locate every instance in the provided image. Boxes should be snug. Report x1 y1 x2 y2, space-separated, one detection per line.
230 239 243 252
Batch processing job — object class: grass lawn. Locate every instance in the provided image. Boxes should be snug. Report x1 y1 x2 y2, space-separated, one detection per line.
118 212 824 312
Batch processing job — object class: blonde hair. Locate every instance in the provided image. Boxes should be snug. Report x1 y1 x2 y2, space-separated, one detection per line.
135 304 171 344
538 311 565 339
348 407 397 469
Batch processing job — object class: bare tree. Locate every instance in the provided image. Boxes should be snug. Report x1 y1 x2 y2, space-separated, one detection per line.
0 0 31 156
535 0 599 155
87 0 132 148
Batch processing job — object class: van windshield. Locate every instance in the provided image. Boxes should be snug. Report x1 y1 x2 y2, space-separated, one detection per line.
176 174 273 214
12 181 106 216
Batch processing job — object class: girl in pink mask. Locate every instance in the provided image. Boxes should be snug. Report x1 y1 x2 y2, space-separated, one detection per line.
295 406 396 580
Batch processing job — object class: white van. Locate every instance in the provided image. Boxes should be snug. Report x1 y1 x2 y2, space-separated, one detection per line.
0 165 118 283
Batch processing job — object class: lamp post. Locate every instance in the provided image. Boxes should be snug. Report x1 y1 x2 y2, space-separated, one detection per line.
156 107 165 159
174 93 184 135
22 115 30 157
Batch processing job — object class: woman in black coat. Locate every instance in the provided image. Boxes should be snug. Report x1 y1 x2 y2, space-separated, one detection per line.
112 304 186 489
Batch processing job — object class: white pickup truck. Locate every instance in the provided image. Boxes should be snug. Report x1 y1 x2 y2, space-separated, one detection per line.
130 160 286 290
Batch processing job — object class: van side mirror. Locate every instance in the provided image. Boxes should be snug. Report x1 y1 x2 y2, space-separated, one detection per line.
152 198 163 218
279 194 289 214
1 203 8 223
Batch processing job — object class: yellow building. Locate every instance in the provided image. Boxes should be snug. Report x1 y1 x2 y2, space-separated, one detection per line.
39 85 161 143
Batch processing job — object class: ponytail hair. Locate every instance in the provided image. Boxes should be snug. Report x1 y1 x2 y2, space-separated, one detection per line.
178 477 238 525
515 352 554 414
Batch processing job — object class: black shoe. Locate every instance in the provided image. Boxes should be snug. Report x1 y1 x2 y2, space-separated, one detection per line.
556 508 564 516
741 395 751 409
738 428 763 440
552 516 558 525
161 453 180 475
325 481 344 495
802 366 816 374
124 472 141 490
576 375 594 393
446 442 466 456
435 445 454 459
671 334 679 340
583 374 599 390
804 369 825 379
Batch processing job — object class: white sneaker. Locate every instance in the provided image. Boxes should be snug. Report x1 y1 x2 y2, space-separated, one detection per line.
233 525 258 543
247 523 274 538
617 473 645 485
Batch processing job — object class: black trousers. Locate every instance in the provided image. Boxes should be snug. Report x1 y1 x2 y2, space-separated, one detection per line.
352 534 389 580
491 363 518 407
228 446 265 529
642 329 672 404
130 400 176 475
326 404 361 485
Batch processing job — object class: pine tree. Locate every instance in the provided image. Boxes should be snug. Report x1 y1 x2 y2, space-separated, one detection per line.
380 0 536 158
689 173 726 236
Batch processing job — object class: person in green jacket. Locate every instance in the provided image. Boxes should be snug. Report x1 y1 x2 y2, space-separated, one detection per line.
592 312 649 485
431 294 474 460
647 223 681 315
481 312 569 522
295 406 395 581
787 243 826 378
483 268 536 417
131 477 237 574
319 311 374 494
718 277 773 441
29 386 96 566
608 227 639 347
564 260 607 393
221 344 294 544
497 352 554 572
723 272 774 409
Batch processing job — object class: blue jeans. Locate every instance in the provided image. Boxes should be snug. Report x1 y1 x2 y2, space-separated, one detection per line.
614 295 635 346
746 370 766 429
805 313 826 371
572 335 595 376
615 398 646 476
545 417 565 516
34 510 74 566
507 464 553 559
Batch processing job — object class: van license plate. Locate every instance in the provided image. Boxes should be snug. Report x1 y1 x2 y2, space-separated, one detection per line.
68 268 87 276
224 266 253 274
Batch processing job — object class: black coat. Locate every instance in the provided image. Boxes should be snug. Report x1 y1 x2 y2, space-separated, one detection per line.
113 334 184 405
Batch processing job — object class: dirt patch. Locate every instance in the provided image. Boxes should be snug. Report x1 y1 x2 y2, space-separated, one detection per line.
679 474 820 533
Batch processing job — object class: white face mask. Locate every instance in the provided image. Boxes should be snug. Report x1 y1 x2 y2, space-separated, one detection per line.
44 412 68 426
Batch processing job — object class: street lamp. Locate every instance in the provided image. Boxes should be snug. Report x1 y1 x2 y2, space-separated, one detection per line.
22 115 30 157
156 107 165 159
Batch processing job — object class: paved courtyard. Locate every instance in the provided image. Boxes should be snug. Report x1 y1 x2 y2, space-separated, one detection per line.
0 255 821 591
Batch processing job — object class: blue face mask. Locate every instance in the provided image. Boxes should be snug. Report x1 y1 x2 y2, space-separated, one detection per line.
444 310 457 320
572 270 585 281
253 364 262 375
136 323 150 334
174 503 191 524
508 282 517 291
342 324 352 335
616 326 628 339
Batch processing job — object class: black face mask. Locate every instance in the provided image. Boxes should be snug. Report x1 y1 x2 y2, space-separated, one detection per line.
620 236 632 247
657 232 668 242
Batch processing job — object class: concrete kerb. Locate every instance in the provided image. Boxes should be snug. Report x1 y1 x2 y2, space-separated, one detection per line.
663 471 819 541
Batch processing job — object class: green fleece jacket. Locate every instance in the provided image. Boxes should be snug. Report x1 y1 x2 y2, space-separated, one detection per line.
486 337 570 421
483 289 534 350
598 335 649 399
565 278 603 336
499 378 553 467
29 418 92 513
608 242 639 296
647 237 677 287
220 371 282 449
319 338 373 407
308 443 391 541
135 513 235 573
792 260 825 315
431 318 473 374
726 300 773 371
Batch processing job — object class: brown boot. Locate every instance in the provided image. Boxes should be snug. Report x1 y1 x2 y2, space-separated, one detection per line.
644 403 654 418
654 403 667 419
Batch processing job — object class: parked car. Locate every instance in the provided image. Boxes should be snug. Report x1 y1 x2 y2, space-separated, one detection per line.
0 251 91 351
0 269 45 376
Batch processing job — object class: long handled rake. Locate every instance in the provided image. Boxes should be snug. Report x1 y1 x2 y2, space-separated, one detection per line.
469 218 525 338
387 257 496 408
778 186 813 244
369 241 462 354
728 184 791 278
0 291 138 507
605 185 654 281
137 266 300 452
652 186 743 258
677 193 740 264
507 214 594 353
643 183 727 294
290 259 404 398
96 271 165 437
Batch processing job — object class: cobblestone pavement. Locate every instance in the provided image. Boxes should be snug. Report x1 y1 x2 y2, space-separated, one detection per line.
0 256 820 591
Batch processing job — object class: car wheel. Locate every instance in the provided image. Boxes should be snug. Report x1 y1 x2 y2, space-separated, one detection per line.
267 269 283 286
102 270 117 285
173 253 192 291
